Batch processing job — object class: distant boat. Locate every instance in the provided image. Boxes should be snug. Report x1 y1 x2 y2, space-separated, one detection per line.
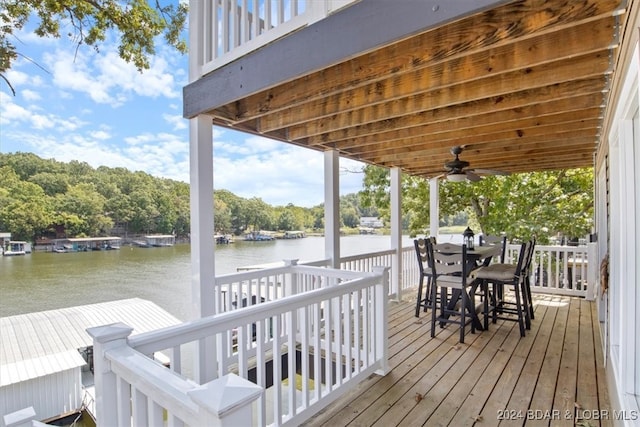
283 230 306 239
215 234 234 244
144 235 175 247
2 241 30 256
52 237 121 252
244 231 275 241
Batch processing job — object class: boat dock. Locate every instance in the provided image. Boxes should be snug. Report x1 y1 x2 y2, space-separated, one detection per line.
0 299 181 425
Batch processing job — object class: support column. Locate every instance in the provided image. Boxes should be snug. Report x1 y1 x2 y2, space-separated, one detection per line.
390 168 402 300
189 115 216 318
189 115 217 384
429 178 439 238
324 150 340 268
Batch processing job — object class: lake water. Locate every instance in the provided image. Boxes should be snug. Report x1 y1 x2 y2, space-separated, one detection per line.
1 235 419 321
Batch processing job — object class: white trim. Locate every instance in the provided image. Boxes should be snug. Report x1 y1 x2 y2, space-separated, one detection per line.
605 40 640 423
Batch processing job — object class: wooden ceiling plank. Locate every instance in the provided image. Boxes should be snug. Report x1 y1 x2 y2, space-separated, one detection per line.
255 17 616 133
364 124 599 162
284 51 610 141
389 144 596 170
406 152 595 177
335 106 600 153
302 78 604 146
216 0 620 123
349 131 599 169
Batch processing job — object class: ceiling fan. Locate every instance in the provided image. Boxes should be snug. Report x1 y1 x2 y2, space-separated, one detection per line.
441 146 510 182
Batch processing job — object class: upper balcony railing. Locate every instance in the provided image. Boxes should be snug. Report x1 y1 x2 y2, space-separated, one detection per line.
190 0 358 77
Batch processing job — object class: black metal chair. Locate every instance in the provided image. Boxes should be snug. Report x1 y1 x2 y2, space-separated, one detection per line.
471 240 533 337
427 241 475 343
414 237 436 317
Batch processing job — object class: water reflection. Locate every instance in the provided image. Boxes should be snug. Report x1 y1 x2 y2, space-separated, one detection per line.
1 235 415 320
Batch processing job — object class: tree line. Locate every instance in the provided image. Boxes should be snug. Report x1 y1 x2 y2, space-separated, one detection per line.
360 165 594 244
1 153 593 245
0 153 376 242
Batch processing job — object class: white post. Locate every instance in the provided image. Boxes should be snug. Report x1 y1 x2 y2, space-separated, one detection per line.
324 150 340 268
429 177 439 238
390 167 402 300
187 374 263 427
283 259 299 296
3 407 36 427
373 266 390 376
87 323 134 427
586 242 598 301
189 115 217 385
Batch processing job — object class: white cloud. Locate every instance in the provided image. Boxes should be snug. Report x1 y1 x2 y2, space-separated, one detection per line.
89 130 112 140
211 131 364 207
163 113 188 130
0 93 87 131
21 89 41 101
43 46 180 107
0 25 365 208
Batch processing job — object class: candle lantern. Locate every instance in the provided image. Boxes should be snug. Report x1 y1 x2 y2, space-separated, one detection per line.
463 226 475 250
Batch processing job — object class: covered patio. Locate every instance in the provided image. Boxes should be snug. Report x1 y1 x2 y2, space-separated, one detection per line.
81 1 639 426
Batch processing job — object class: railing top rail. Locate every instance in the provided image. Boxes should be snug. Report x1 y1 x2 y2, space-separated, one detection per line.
340 248 395 262
130 266 386 355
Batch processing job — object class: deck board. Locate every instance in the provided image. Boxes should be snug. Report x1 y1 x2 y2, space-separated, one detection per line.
303 294 610 427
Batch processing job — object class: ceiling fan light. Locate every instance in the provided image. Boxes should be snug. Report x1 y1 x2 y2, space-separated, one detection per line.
447 173 467 182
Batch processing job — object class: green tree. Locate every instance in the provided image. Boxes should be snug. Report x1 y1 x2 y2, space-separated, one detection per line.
54 183 112 236
1 0 187 94
0 166 54 240
360 165 593 243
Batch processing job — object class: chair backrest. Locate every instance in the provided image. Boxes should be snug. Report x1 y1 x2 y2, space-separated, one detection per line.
512 241 531 279
479 234 507 264
414 236 437 275
427 241 467 282
519 239 536 278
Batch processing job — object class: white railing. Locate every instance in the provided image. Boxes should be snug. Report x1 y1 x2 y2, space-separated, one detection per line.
504 243 597 298
234 242 596 303
89 264 389 426
193 0 358 75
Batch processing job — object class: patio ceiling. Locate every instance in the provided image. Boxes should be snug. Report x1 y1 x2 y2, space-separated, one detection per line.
184 0 632 178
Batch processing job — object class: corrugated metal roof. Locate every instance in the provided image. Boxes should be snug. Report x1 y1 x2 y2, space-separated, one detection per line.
0 350 85 387
0 298 181 383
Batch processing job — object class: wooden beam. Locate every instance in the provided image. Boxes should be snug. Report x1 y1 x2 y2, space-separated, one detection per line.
276 52 609 142
184 0 514 118
342 110 601 157
207 0 620 122
256 17 616 133
368 130 600 165
301 78 604 146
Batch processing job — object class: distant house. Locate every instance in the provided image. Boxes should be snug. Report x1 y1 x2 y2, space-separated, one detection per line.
359 217 384 228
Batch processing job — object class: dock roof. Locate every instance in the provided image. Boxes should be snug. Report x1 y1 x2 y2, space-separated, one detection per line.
0 298 180 385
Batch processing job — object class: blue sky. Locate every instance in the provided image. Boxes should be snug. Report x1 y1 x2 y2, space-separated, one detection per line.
0 16 365 208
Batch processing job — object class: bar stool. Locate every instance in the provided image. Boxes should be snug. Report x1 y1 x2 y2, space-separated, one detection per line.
414 237 436 317
471 240 533 337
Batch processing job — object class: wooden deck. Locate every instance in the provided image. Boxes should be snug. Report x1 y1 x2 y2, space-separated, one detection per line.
303 294 611 427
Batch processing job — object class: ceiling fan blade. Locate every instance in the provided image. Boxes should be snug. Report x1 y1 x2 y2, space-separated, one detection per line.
465 171 482 182
470 168 511 176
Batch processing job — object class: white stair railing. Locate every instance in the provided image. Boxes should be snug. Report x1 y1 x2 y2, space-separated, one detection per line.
89 264 388 426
